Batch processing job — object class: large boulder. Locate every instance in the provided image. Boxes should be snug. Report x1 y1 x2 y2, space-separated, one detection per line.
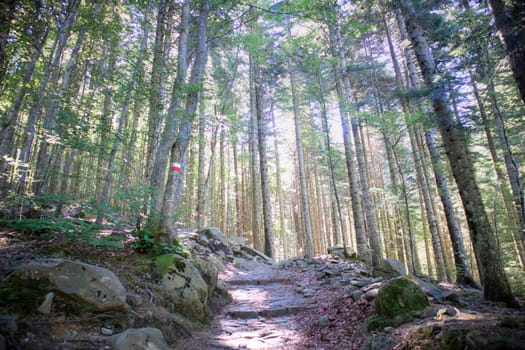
372 258 407 279
10 258 128 312
156 254 209 321
375 277 429 318
111 327 168 350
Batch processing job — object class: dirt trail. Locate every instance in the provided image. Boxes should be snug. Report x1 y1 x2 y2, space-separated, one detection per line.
207 265 313 349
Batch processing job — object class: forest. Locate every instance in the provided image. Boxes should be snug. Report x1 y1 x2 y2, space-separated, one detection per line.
1 0 525 312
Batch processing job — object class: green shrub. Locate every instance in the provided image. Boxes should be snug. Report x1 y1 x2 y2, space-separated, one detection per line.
130 228 188 256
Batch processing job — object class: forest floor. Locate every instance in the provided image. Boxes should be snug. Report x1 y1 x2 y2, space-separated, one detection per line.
1 221 525 349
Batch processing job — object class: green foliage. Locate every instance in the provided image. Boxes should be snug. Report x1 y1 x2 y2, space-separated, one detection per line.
0 281 48 315
130 228 157 253
153 253 187 279
0 217 99 238
130 228 188 257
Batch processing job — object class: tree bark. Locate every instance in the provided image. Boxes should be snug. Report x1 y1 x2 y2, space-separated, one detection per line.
328 22 369 263
254 57 274 258
287 21 314 258
161 0 210 237
486 0 525 105
397 1 517 306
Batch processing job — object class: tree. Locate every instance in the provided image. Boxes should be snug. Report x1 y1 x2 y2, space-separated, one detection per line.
395 0 518 307
486 0 525 106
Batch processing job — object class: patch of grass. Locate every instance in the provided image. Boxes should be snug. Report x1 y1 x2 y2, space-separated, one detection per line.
0 217 99 239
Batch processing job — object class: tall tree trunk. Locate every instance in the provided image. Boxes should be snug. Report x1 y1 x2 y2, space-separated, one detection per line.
248 53 262 251
470 73 525 268
328 23 369 263
149 0 190 226
271 103 288 259
145 0 169 185
318 77 348 252
196 101 207 229
254 58 274 258
486 0 525 105
396 1 517 306
425 130 477 286
287 21 314 258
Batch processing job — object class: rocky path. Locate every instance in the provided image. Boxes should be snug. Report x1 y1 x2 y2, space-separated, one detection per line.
207 265 313 349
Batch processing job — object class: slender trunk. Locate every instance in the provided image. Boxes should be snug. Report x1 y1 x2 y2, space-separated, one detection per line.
486 74 525 239
271 102 287 259
196 101 207 229
317 73 347 252
328 23 369 263
254 59 274 258
471 73 525 268
287 22 314 258
248 54 262 251
145 0 170 184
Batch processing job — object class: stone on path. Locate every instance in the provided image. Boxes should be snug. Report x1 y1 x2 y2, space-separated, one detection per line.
111 327 168 350
208 265 312 349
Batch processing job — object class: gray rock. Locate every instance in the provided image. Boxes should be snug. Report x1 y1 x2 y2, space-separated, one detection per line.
345 285 358 294
351 278 370 287
158 255 209 321
126 293 143 307
233 257 265 271
350 290 363 301
360 334 396 350
372 259 406 279
436 306 458 319
101 326 114 336
194 256 221 296
12 259 128 312
411 276 443 301
199 227 229 246
37 291 54 314
364 288 379 300
442 290 460 302
302 288 315 297
319 315 330 327
111 328 168 350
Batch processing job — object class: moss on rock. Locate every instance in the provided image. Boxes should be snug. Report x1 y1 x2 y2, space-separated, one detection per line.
375 277 429 318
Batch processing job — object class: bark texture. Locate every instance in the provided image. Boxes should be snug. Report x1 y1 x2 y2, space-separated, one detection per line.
397 1 517 307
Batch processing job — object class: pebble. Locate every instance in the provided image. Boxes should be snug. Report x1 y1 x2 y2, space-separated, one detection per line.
319 315 330 327
101 327 113 336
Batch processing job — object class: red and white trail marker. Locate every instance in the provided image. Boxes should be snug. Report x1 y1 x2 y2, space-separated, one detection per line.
171 162 181 172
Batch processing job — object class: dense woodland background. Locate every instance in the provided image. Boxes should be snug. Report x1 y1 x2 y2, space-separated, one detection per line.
0 0 524 306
